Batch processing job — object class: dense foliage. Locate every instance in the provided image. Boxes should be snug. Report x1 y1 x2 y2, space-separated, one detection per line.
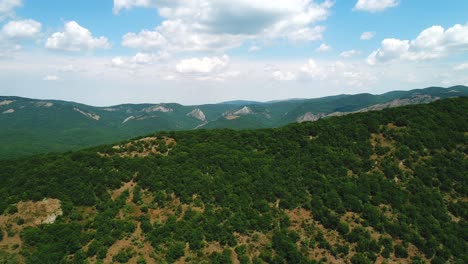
0 97 467 263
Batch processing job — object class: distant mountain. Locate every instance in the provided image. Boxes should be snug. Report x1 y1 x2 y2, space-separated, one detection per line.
219 100 263 105
0 85 467 158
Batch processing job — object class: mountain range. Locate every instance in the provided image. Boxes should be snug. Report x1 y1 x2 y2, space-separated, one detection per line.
0 85 467 158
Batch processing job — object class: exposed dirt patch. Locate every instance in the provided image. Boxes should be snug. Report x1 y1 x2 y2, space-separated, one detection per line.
340 211 429 264
203 241 224 255
370 133 394 149
234 231 269 259
35 102 53 107
285 208 348 263
103 222 156 264
111 180 136 201
1 198 62 227
0 100 14 106
225 115 240 120
386 123 406 130
0 233 22 258
378 204 398 222
147 193 184 223
100 137 177 158
173 243 192 264
286 208 313 226
0 198 62 263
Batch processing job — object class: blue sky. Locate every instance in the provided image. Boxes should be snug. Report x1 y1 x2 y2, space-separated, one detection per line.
1 0 468 105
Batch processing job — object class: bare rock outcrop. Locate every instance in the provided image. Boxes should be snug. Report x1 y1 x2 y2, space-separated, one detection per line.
142 105 173 113
187 108 206 121
73 108 100 120
297 112 326 123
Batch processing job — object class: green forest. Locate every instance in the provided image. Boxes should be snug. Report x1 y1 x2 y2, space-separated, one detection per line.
0 97 467 264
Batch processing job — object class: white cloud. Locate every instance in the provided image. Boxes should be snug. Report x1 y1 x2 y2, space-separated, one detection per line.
1 19 41 39
287 26 326 42
354 0 399 13
368 23 468 65
110 52 161 69
454 62 468 71
45 21 111 52
176 55 229 73
7 51 467 106
122 29 166 50
360 31 375 40
299 59 376 86
272 70 297 81
122 20 247 53
340 49 360 58
197 70 241 82
0 19 41 57
0 0 22 20
315 43 331 52
113 0 156 14
43 75 59 81
120 0 333 53
300 59 334 80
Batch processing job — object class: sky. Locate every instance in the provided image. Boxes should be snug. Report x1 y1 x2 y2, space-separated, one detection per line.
0 0 468 106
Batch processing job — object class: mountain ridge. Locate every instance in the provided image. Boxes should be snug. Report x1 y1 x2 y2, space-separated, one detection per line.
2 85 467 108
0 85 467 158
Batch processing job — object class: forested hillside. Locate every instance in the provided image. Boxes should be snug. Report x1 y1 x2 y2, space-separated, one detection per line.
1 86 467 159
0 97 467 264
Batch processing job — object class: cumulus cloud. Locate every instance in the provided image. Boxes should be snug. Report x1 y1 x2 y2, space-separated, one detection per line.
0 0 22 20
176 55 229 73
360 31 375 40
43 75 59 81
122 20 246 53
315 43 331 52
120 0 333 53
340 49 360 58
354 0 399 13
367 23 468 65
1 19 41 39
0 19 41 57
45 21 111 52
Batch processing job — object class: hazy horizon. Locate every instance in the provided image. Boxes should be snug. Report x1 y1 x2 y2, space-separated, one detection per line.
2 85 465 107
